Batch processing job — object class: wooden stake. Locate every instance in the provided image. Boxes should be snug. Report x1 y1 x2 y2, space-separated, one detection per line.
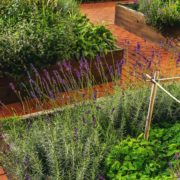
144 71 159 141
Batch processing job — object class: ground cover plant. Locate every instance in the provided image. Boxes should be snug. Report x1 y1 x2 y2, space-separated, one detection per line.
0 0 115 78
0 82 179 179
105 123 180 179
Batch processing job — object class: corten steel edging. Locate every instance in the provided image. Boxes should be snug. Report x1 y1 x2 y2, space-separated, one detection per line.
0 48 124 105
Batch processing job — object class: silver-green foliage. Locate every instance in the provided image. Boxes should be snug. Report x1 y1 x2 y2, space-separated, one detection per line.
139 0 180 30
0 83 180 179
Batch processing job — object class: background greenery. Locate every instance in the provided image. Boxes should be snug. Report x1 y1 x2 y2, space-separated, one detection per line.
0 0 115 78
139 0 180 30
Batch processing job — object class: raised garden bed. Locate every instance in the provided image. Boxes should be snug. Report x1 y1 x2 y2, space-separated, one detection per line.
115 3 180 48
0 48 124 104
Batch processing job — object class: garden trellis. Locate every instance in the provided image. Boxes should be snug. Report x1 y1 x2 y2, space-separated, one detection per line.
144 72 180 140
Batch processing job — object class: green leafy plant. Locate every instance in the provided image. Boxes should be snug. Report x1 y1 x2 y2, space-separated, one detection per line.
105 123 180 179
0 0 115 78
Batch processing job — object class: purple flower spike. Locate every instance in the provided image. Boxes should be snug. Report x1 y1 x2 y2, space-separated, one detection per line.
30 91 36 98
96 55 102 64
52 77 57 85
108 65 113 75
84 59 89 71
9 82 17 93
30 64 40 78
151 50 155 59
75 69 81 79
135 42 141 53
43 69 51 82
63 61 72 72
176 53 180 67
49 91 55 99
93 90 97 100
25 174 31 180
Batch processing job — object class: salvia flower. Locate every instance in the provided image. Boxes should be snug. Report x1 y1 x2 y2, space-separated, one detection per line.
30 64 40 79
9 82 17 93
25 174 31 180
63 61 72 72
30 91 36 99
96 55 102 65
176 53 180 67
135 42 141 53
43 69 51 82
108 65 113 75
93 90 97 100
75 69 81 79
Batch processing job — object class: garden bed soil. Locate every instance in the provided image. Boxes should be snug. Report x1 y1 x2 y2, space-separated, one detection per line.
0 48 124 104
115 3 180 49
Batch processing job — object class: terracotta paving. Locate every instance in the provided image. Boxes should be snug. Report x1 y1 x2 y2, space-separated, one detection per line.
0 2 180 178
81 2 180 77
0 168 7 180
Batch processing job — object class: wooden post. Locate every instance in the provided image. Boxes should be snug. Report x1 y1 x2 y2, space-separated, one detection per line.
144 71 159 140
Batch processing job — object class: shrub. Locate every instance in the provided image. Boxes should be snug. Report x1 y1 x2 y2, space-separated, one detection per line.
105 123 180 179
111 82 180 137
0 0 115 78
0 96 119 179
139 0 180 30
0 82 180 179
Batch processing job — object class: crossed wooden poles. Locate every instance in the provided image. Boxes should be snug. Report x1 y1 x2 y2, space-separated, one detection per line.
144 72 180 140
